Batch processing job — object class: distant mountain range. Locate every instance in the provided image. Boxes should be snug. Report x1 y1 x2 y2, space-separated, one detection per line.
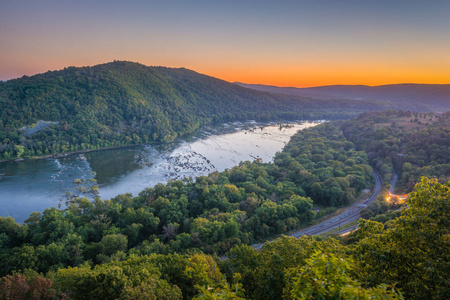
1 60 448 160
235 83 450 111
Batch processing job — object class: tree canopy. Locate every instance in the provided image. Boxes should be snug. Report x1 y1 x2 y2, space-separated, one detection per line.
0 61 379 161
0 110 448 299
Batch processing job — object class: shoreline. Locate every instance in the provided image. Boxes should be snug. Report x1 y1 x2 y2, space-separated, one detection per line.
1 119 316 164
1 119 318 223
0 142 160 164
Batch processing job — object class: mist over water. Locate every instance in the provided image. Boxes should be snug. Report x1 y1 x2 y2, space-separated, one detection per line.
0 121 318 223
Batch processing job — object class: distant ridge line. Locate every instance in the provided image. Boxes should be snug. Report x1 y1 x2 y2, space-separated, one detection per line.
235 82 450 111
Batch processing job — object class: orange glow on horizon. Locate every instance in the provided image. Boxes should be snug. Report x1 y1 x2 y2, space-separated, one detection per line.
2 58 450 88
200 66 450 88
2 1 450 88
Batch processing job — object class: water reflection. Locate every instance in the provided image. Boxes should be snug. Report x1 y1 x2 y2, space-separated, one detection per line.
84 148 148 185
0 121 319 223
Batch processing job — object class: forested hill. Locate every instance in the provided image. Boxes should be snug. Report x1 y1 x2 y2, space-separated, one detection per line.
0 61 380 161
0 111 448 299
236 82 450 111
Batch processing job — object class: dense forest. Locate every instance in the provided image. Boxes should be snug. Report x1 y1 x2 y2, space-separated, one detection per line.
1 111 449 299
342 110 450 193
0 121 374 273
0 61 382 161
1 179 448 300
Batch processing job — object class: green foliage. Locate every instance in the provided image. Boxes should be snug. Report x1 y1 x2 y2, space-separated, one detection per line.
0 118 377 277
275 121 374 207
221 236 345 300
285 251 354 299
50 255 182 300
1 110 448 299
342 110 450 192
284 251 402 300
352 178 450 299
1 177 447 299
48 252 243 300
0 61 372 161
220 235 403 300
193 275 245 300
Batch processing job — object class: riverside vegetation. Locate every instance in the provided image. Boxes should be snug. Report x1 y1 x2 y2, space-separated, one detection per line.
0 111 449 299
0 61 382 161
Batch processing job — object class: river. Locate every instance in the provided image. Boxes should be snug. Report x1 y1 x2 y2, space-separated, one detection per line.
0 121 318 223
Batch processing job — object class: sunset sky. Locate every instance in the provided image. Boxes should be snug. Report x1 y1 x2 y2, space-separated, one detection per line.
1 0 450 87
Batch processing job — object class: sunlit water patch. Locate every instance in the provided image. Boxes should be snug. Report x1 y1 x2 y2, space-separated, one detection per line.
0 121 319 222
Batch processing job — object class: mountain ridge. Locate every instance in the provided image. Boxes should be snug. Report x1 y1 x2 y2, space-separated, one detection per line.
235 82 450 111
0 61 379 160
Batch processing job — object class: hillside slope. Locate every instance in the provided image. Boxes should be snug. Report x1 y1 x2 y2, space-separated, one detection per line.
0 61 380 160
236 82 450 111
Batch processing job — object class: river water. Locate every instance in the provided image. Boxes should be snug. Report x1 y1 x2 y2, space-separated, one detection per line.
0 121 318 223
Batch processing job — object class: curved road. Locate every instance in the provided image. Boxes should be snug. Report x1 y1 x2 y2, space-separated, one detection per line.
253 170 383 249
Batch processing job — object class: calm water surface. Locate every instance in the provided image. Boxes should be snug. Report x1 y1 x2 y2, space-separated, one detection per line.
0 121 318 223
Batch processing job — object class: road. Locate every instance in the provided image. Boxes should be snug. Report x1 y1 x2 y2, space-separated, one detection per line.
390 171 398 193
252 170 383 249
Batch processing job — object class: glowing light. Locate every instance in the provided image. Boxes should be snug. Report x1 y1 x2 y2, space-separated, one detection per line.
386 191 408 204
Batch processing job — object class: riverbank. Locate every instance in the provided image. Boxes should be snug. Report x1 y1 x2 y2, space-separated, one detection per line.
0 142 159 164
1 120 308 164
1 121 317 223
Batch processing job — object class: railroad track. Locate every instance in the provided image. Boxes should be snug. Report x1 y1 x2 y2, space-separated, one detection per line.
252 170 383 249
